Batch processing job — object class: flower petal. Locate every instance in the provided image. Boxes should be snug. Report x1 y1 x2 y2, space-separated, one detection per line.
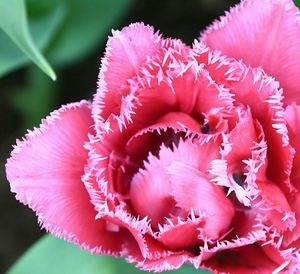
6 101 128 254
285 104 300 187
93 23 162 127
125 112 201 162
231 66 295 195
129 149 175 228
204 244 279 274
168 161 235 240
283 104 300 246
255 180 296 233
201 0 300 105
129 137 221 224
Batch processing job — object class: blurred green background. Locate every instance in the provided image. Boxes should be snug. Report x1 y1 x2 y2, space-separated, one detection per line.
0 0 240 273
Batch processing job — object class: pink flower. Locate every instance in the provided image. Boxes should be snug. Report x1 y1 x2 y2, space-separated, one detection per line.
6 0 300 273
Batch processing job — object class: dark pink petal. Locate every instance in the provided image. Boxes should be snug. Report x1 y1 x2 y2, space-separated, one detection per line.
284 195 300 246
285 104 300 187
209 119 267 208
201 0 300 105
225 108 258 166
122 241 192 272
218 107 261 206
204 244 280 274
93 23 162 128
192 40 245 86
283 104 300 246
125 112 201 162
230 66 295 195
262 235 300 272
84 149 172 262
6 102 128 254
255 180 296 233
199 212 290 272
201 211 266 257
156 216 205 250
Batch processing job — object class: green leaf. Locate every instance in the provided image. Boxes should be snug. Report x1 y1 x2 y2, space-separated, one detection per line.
6 234 210 274
0 4 65 78
5 234 114 274
295 0 300 8
46 0 134 66
0 0 57 80
9 66 58 129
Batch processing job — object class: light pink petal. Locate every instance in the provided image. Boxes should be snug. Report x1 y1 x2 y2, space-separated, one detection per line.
137 254 189 272
201 0 300 105
130 136 231 247
129 149 175 228
6 101 130 254
130 138 222 231
168 161 234 240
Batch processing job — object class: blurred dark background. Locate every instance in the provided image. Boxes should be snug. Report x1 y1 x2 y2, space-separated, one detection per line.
0 0 238 272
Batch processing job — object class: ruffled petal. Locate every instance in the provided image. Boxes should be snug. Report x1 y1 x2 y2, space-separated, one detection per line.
230 66 295 195
130 137 232 245
255 180 296 233
6 101 128 254
209 120 266 208
168 161 235 240
125 112 201 162
204 244 279 274
283 104 300 246
201 0 300 105
129 149 174 228
192 40 245 86
122 241 191 272
93 23 162 128
285 104 300 187
200 212 271 272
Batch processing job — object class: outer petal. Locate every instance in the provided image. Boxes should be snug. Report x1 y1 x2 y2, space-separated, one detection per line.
201 0 300 105
6 101 129 254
